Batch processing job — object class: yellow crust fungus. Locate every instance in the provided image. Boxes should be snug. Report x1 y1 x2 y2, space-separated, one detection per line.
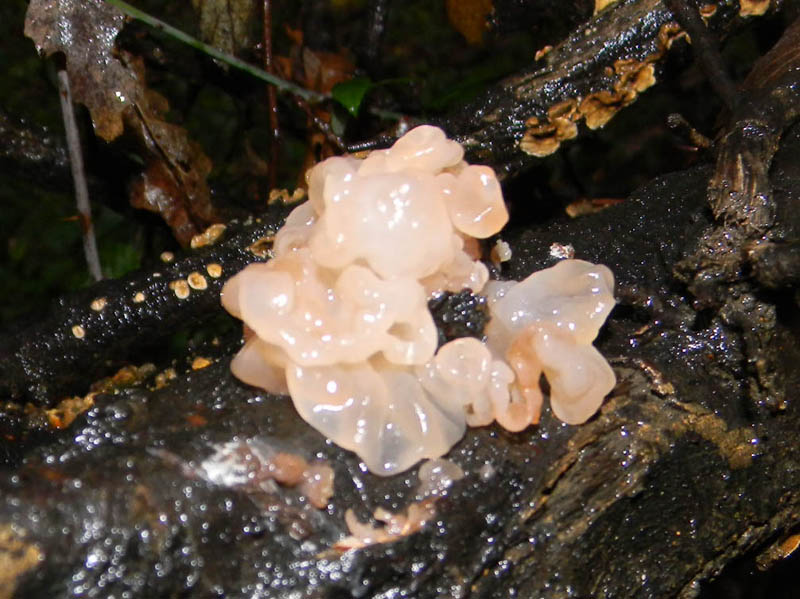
520 22 686 156
614 58 656 93
46 394 96 429
190 223 226 249
520 100 579 157
191 356 212 370
154 367 177 389
739 0 770 17
579 89 634 130
535 45 553 61
594 0 618 14
0 526 42 599
699 4 718 18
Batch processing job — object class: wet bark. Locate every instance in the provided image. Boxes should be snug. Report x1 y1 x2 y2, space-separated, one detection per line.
1 112 799 596
2 2 800 598
439 0 728 176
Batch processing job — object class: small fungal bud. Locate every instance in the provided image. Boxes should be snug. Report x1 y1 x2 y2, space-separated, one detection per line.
699 3 717 18
739 0 769 17
535 45 553 61
154 368 177 389
206 263 223 278
247 236 274 259
191 356 212 370
187 272 208 290
491 240 512 264
169 279 191 299
160 251 175 263
90 298 107 311
268 189 291 204
71 325 85 339
190 223 226 249
133 291 146 303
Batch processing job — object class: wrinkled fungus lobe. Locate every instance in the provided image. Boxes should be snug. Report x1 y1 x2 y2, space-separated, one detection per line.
222 125 616 475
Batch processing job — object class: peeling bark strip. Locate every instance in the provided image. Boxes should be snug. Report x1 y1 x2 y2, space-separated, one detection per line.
440 0 761 175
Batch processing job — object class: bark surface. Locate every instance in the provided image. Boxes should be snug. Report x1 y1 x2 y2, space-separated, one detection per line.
1 2 799 598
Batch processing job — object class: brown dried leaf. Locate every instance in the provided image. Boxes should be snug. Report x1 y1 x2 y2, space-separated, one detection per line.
191 0 256 57
24 0 141 141
274 29 354 179
275 27 355 94
124 56 217 246
301 47 356 94
24 0 220 245
445 0 493 45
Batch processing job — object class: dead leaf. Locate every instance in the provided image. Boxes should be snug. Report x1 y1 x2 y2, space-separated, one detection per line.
123 54 218 246
301 47 356 94
274 29 355 184
445 0 493 45
25 0 220 245
191 0 256 58
24 0 141 141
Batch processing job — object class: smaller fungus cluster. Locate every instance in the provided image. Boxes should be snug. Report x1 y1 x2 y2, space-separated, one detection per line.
201 439 334 509
484 260 616 425
223 126 616 476
335 458 464 550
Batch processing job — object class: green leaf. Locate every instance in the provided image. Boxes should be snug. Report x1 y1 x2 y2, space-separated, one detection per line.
332 76 373 116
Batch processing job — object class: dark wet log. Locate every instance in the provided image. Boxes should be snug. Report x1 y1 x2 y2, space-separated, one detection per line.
2 5 799 597
0 109 69 185
0 211 289 406
438 0 768 178
1 119 799 597
674 14 800 412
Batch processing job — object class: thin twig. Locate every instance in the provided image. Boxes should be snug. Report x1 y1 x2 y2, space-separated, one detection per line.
365 0 390 70
263 0 280 188
56 69 103 282
291 96 347 152
663 0 739 112
104 0 327 102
